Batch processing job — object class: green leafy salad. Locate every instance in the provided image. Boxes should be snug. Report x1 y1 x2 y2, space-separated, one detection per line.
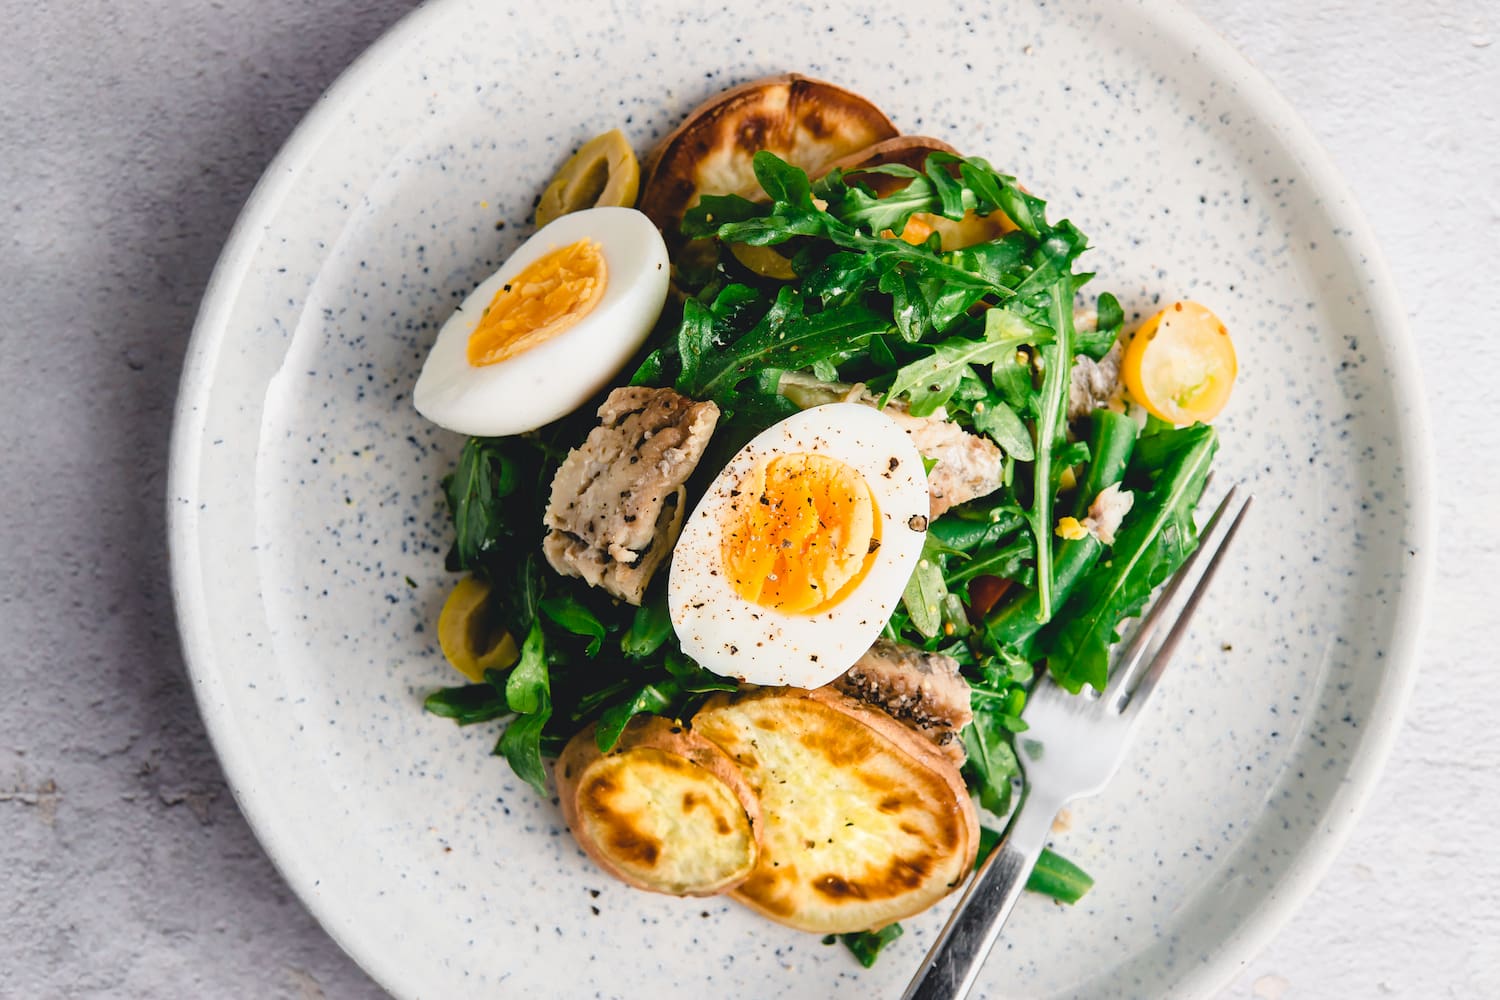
411 83 1234 967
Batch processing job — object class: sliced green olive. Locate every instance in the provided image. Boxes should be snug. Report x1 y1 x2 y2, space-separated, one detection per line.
437 576 518 682
535 129 640 227
728 241 797 280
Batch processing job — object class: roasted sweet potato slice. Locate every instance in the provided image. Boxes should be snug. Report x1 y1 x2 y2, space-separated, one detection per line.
639 73 898 252
831 135 1017 250
691 687 979 933
557 716 761 897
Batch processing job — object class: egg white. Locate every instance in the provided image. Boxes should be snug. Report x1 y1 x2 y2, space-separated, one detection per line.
668 403 930 689
413 206 669 437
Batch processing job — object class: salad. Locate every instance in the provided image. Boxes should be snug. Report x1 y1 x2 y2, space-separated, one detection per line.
411 75 1236 966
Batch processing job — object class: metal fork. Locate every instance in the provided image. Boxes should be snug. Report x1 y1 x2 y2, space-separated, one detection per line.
902 486 1253 1000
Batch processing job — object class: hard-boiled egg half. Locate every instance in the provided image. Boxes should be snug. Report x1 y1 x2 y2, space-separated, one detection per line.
413 206 669 437
669 404 929 689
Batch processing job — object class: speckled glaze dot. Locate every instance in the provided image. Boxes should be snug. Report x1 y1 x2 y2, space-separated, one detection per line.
168 1 1430 998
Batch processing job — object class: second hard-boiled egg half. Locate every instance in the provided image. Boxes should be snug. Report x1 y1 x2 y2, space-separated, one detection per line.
669 404 930 689
413 206 669 437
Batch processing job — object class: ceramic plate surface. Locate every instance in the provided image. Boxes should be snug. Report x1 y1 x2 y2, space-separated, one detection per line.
168 1 1431 996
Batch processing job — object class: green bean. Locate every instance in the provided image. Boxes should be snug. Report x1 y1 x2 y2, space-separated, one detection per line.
1074 409 1138 517
986 408 1140 647
984 536 1100 647
975 831 1095 904
1026 847 1094 904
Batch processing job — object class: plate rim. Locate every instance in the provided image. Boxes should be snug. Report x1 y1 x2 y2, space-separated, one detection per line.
167 0 1435 995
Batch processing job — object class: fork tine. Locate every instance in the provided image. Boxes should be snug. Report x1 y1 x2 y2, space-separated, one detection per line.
1113 492 1253 713
1103 485 1240 705
1105 487 1252 713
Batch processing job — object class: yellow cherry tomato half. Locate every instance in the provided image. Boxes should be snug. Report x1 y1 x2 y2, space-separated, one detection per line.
437 576 518 682
1121 301 1237 424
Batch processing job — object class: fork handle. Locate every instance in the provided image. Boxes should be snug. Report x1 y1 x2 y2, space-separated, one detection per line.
901 792 1063 1000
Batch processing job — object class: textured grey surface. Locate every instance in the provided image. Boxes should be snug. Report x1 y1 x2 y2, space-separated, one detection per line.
1 2 1495 999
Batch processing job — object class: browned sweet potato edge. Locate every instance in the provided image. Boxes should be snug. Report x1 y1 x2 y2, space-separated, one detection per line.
639 72 899 233
556 715 763 897
692 686 981 932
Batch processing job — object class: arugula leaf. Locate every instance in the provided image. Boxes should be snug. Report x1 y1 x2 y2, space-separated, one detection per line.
960 157 1049 240
490 620 553 795
754 150 819 210
621 592 673 659
988 338 1037 418
591 650 735 752
442 435 556 639
926 154 970 219
898 508 1026 642
837 924 903 968
900 534 950 639
569 677 634 720
827 164 935 234
886 307 1050 418
679 287 889 411
629 346 667 387
985 535 1101 653
674 284 764 384
968 392 1034 460
705 155 828 246
691 156 1091 382
947 535 1033 588
680 192 765 237
877 266 928 342
941 592 972 637
715 155 1022 298
1076 291 1124 359
961 647 1033 819
1051 440 1093 497
963 702 1022 816
596 681 679 752
443 437 519 571
825 152 1037 246
539 593 606 657
928 503 1027 553
800 250 878 305
946 236 1032 290
673 297 719 386
982 409 1139 651
1025 282 1077 622
856 236 1002 327
504 620 549 715
1044 424 1217 693
976 824 1003 863
697 155 1071 326
423 684 509 726
497 697 551 797
1007 223 1090 324
663 648 739 693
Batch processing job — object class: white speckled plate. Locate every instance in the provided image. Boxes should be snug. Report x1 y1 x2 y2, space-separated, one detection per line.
168 1 1432 997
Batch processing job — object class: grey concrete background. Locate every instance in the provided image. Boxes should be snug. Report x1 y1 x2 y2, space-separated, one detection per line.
2 1 1495 998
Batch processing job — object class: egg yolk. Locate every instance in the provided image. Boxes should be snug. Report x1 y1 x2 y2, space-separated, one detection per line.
466 238 607 367
721 453 880 615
